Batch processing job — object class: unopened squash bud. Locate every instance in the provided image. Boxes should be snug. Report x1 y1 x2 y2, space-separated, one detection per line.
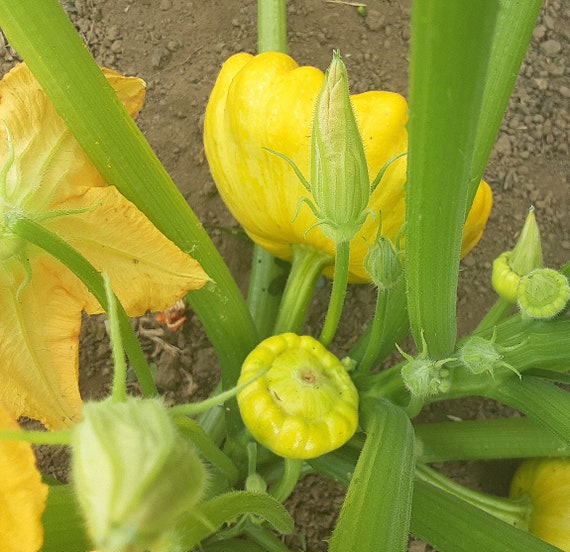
397 334 454 398
364 232 403 290
71 397 207 552
492 207 543 303
237 333 359 459
518 268 570 320
300 50 373 244
458 331 520 378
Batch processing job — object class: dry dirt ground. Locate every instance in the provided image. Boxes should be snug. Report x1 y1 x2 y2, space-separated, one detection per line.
1 0 569 550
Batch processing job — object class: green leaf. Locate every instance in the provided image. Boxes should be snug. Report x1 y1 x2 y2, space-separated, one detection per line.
328 398 415 552
42 485 91 552
176 491 294 549
411 479 561 552
469 0 543 202
406 1 499 358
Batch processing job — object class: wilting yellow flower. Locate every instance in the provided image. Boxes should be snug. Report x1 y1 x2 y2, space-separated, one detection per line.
0 63 208 429
204 52 492 283
0 404 48 552
510 457 570 551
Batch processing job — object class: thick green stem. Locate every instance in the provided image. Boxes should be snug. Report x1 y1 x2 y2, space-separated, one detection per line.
257 0 288 53
329 398 415 552
415 417 570 463
355 275 408 374
0 429 71 445
270 458 303 503
406 1 499 358
246 0 290 338
468 0 543 204
247 247 289 339
415 464 531 529
273 244 333 334
320 240 350 346
12 216 157 397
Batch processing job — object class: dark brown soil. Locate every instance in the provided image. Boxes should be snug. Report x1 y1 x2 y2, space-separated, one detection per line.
2 1 568 550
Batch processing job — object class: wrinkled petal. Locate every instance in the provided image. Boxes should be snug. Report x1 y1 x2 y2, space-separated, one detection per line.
0 404 48 551
0 257 84 429
204 52 492 283
0 62 208 429
47 186 210 315
0 63 145 212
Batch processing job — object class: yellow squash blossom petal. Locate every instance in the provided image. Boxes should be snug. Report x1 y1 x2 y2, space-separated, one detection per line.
204 52 492 283
0 63 209 429
47 186 209 315
0 404 48 552
0 64 144 211
0 257 85 428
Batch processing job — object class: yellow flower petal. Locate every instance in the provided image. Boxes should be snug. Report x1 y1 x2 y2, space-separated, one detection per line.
204 52 492 283
461 180 493 258
47 185 209 315
0 63 145 212
0 63 208 429
0 256 84 428
0 404 48 552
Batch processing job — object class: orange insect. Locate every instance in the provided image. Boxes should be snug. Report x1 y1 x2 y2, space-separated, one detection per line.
154 299 187 331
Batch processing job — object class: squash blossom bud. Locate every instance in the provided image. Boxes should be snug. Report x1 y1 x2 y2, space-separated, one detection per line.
458 332 520 378
492 207 543 303
397 334 454 398
302 50 372 244
364 231 403 290
71 397 207 552
510 458 570 551
237 333 359 459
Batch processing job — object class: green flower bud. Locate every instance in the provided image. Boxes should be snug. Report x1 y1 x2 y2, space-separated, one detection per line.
510 207 543 275
518 268 570 320
397 334 454 398
245 473 268 494
459 332 520 378
492 207 543 303
71 397 207 552
301 50 373 244
364 233 403 290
